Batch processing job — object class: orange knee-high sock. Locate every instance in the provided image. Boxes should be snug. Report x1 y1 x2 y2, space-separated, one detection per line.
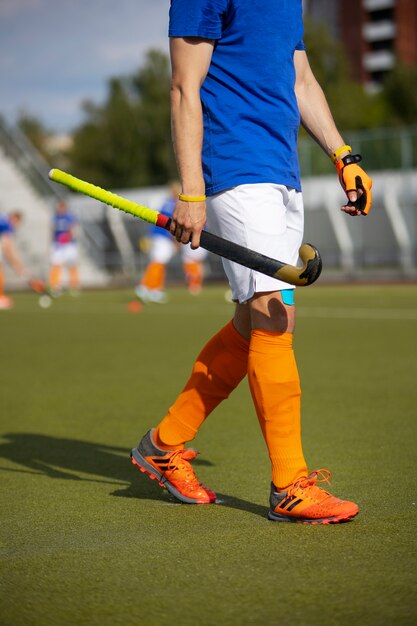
141 262 166 290
248 329 307 490
154 320 249 450
49 265 61 291
69 266 80 290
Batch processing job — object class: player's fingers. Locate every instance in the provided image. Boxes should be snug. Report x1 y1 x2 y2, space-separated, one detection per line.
180 228 192 244
341 189 361 215
347 190 358 204
170 221 185 242
190 230 201 249
341 204 361 216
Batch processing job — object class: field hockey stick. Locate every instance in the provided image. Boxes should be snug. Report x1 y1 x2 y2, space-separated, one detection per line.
28 278 48 294
24 277 54 307
48 169 322 287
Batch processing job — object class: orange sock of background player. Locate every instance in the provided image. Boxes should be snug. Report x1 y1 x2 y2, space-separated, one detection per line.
69 266 80 290
0 269 5 297
183 261 203 294
49 265 61 291
153 320 249 450
141 262 166 290
248 329 308 490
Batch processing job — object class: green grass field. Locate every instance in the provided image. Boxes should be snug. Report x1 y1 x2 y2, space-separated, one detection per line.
1 284 416 626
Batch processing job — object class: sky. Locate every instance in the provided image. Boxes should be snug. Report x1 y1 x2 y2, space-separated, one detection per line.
0 0 170 133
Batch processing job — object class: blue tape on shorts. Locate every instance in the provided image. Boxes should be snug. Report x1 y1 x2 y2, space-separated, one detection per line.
280 289 295 306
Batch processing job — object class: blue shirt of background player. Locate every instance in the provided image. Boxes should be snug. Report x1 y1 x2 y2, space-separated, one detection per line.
53 212 77 244
0 215 14 238
149 198 175 239
169 0 305 195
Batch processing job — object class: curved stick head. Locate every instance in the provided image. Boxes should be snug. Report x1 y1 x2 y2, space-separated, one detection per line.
275 243 322 286
298 243 322 285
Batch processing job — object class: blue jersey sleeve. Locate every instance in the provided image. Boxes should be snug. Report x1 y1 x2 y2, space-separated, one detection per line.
0 216 13 237
169 0 229 39
295 40 305 51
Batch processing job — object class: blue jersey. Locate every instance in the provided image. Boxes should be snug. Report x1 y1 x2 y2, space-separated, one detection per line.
53 212 77 244
169 0 305 194
0 215 13 238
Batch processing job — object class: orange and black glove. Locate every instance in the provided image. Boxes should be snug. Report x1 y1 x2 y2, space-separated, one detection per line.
336 153 373 215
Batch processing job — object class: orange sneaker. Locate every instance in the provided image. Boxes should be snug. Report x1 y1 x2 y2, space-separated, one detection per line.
0 295 13 310
130 430 216 504
268 469 358 524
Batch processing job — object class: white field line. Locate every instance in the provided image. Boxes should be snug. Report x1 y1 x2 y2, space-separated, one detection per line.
297 307 417 320
6 304 417 321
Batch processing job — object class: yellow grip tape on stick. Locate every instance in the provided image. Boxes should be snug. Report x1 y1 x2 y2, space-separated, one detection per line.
48 169 160 226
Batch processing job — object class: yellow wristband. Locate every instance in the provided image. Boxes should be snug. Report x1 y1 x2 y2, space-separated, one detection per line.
331 144 352 164
178 193 206 202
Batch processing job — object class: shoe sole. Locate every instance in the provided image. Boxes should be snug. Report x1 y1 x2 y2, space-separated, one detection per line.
135 294 150 304
267 510 358 524
130 448 215 505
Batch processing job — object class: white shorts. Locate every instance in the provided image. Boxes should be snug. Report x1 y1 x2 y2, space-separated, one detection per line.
181 243 208 263
51 242 78 266
149 236 176 264
207 183 304 303
150 236 208 264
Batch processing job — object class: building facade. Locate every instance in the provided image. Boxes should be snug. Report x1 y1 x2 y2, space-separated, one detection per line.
304 0 417 88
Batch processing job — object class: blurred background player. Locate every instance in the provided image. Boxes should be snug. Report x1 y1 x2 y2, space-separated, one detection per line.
0 210 43 309
0 211 24 309
49 199 80 296
135 181 207 303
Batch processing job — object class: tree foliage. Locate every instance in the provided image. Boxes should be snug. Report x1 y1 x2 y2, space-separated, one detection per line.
69 50 176 188
303 17 390 132
17 112 52 161
383 63 417 125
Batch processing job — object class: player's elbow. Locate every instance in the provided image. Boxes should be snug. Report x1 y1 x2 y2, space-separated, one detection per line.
170 77 195 97
170 80 182 107
170 80 200 110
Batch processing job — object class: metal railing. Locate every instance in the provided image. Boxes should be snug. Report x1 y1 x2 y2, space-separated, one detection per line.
299 125 417 177
0 118 63 200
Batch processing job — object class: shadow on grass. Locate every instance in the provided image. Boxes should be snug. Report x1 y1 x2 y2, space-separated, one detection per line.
0 433 267 518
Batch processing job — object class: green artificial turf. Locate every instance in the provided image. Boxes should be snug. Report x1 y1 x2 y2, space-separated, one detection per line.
0 285 416 626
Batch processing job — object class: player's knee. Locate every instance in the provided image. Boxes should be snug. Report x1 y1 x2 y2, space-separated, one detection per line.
249 290 295 333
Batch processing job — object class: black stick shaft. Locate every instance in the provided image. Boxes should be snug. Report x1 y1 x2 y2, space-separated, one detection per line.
200 231 284 277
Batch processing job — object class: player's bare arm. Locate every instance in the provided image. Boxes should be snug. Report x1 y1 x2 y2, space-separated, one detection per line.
294 50 371 216
170 37 214 247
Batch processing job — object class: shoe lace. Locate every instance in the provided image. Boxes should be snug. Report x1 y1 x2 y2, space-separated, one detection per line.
288 469 331 496
167 449 201 485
